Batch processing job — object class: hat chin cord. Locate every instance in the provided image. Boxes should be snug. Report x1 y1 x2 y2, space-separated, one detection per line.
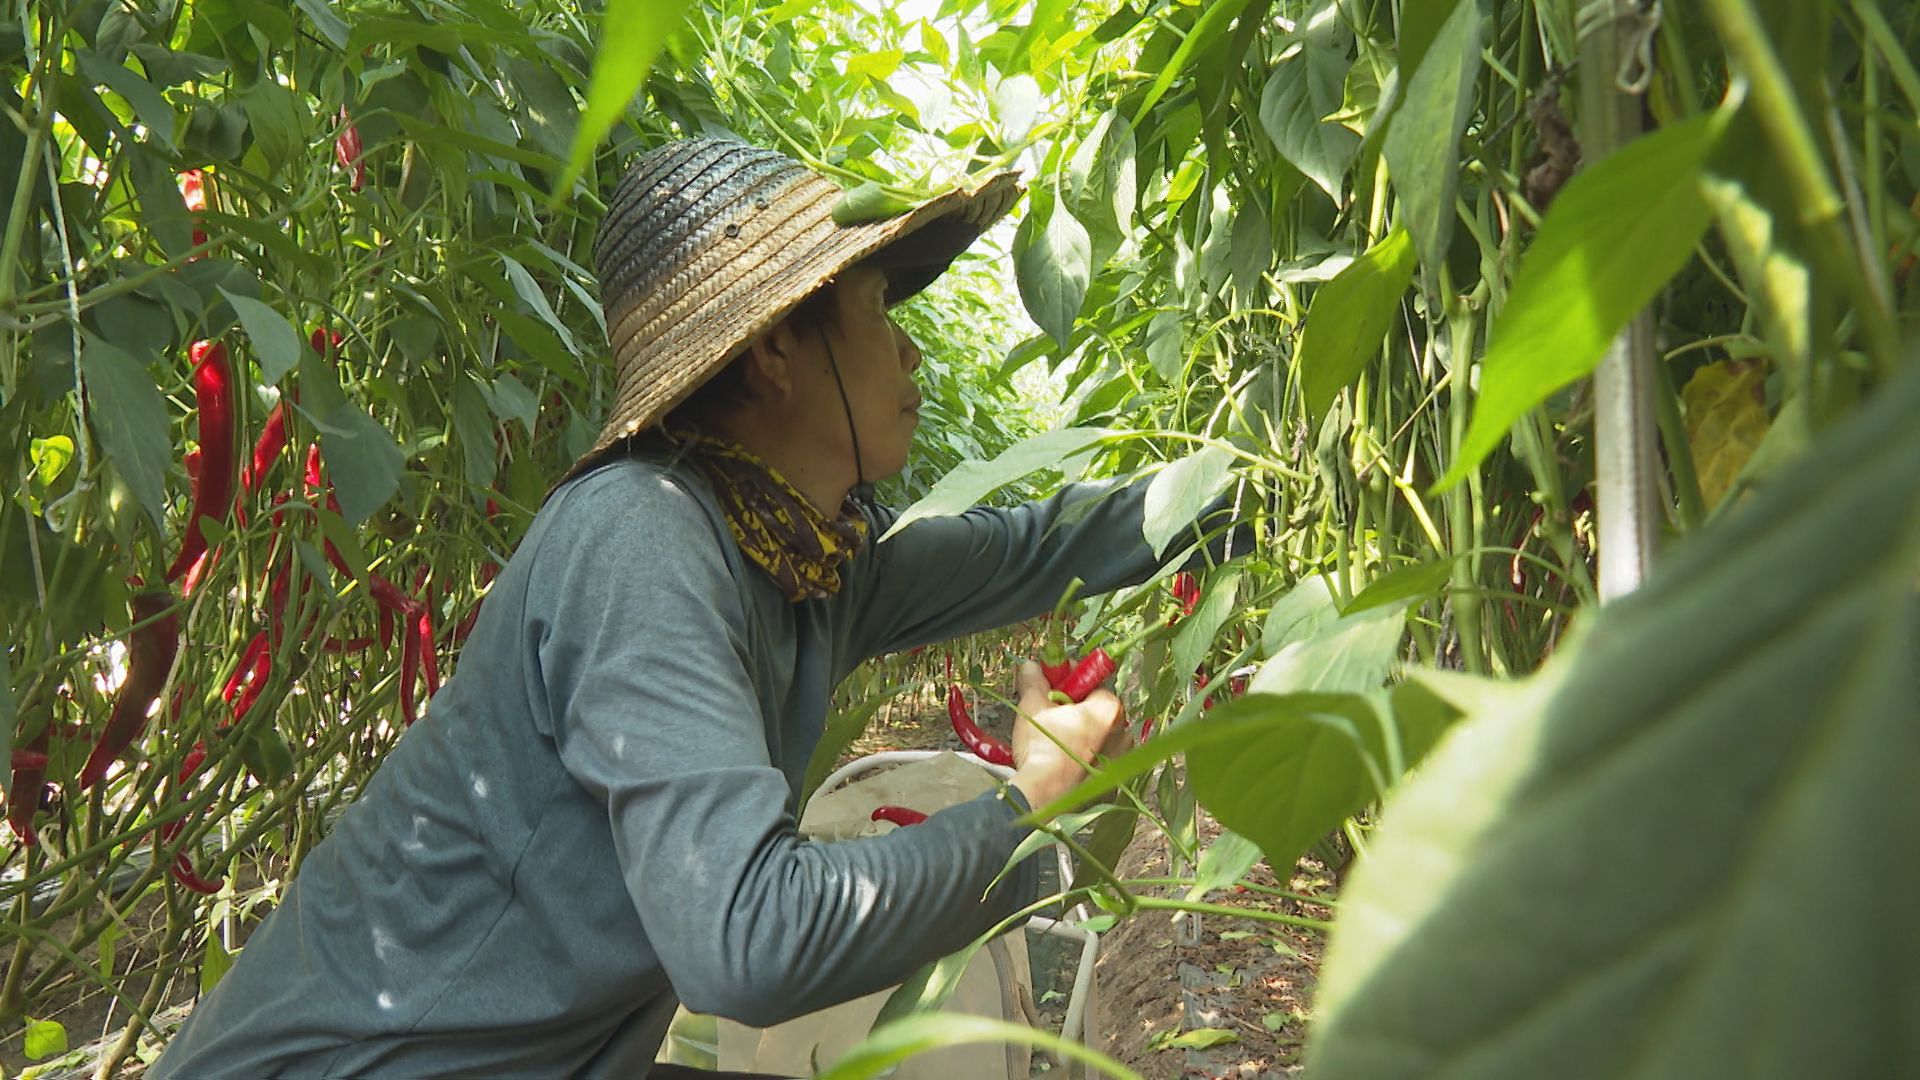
819 329 875 509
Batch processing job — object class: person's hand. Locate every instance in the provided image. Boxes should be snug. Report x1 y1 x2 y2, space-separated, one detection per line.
1008 662 1130 812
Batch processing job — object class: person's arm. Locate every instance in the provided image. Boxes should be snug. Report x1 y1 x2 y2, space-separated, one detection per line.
530 469 1040 1027
839 476 1235 661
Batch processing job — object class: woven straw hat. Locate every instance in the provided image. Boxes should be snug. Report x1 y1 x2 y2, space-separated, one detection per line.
563 138 1021 484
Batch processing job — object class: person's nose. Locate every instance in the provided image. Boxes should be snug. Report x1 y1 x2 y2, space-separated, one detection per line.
892 319 922 375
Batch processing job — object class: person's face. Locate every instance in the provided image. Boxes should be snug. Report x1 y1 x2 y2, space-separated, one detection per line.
792 266 924 482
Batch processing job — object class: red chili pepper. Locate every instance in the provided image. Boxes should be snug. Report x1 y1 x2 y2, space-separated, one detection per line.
6 725 51 847
235 402 290 529
79 591 181 789
948 684 1012 766
164 342 236 590
159 744 225 894
1052 647 1117 705
415 607 440 699
870 805 928 827
399 619 419 724
334 108 365 192
180 169 209 251
450 563 499 645
223 633 270 705
1168 571 1201 624
310 328 344 358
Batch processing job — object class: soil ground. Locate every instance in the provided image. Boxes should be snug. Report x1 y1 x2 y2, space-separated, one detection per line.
2 687 1333 1079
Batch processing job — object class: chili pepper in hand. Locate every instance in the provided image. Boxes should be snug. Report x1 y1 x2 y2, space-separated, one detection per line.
1039 578 1084 689
79 591 181 789
164 342 236 589
1052 647 1117 704
6 726 50 847
948 684 1012 766
870 805 928 827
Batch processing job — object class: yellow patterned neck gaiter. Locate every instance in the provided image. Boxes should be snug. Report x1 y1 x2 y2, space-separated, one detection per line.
674 431 869 602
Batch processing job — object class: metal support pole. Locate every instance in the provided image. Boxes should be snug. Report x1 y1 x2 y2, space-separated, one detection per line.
1578 0 1663 600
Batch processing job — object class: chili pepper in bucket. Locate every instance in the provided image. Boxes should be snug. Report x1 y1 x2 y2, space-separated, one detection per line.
870 806 928 827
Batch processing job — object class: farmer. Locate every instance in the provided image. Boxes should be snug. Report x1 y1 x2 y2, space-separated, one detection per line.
153 138 1224 1077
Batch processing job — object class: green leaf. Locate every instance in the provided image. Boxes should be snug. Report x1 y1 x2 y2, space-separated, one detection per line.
1173 567 1241 679
1014 201 1093 347
817 1014 1138 1080
1258 39 1359 200
1132 0 1259 123
319 406 405 526
451 377 498 490
560 0 699 197
1144 310 1184 382
1143 444 1235 557
1065 110 1137 265
1166 1027 1239 1050
1187 830 1264 900
314 505 372 587
993 73 1041 143
1261 575 1340 656
30 435 75 487
293 0 351 48
501 255 579 357
882 426 1112 540
478 373 539 435
199 932 236 996
1314 362 1920 1076
217 288 302 385
1382 0 1481 279
1296 226 1417 423
1436 108 1728 491
24 1017 68 1060
1344 559 1452 615
238 78 307 169
1395 0 1465 82
126 145 193 259
1250 599 1408 695
832 181 916 226
76 49 177 149
0 650 13 804
1189 690 1458 870
82 332 171 533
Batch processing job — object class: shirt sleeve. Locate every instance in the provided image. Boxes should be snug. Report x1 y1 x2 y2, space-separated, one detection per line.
527 467 1040 1028
837 476 1223 661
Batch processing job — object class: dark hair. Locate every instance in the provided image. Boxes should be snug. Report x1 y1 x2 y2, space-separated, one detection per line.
667 279 846 420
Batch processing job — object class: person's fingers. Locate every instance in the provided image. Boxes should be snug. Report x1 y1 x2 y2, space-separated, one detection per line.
1076 687 1124 728
1015 661 1052 715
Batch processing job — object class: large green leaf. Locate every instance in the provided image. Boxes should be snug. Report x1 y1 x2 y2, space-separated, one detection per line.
1013 201 1092 347
218 288 302 385
1142 444 1235 557
76 49 177 150
1249 598 1409 695
319 406 405 526
1258 36 1359 200
81 332 171 532
1381 0 1481 279
1296 226 1417 423
560 0 699 195
1395 0 1466 82
1314 362 1920 1077
880 427 1110 540
1172 567 1241 679
1436 108 1728 490
1131 0 1261 123
1189 689 1459 875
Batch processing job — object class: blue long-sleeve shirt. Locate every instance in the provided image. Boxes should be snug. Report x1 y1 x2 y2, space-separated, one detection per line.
152 450 1173 1077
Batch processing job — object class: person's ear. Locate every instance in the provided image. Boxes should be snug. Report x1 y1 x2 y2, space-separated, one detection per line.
742 324 801 400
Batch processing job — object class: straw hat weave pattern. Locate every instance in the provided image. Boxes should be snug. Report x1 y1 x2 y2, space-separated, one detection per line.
570 138 1021 483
